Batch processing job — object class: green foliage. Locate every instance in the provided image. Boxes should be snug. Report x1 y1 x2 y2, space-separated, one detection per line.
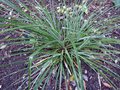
112 0 120 7
0 0 120 90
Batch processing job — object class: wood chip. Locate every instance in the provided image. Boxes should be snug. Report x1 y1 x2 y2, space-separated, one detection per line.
84 80 87 90
103 82 112 88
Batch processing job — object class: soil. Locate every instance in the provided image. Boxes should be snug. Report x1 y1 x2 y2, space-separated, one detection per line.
0 0 120 90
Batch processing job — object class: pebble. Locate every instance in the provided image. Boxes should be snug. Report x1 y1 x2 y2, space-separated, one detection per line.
75 87 77 90
0 85 2 89
83 75 88 81
84 70 87 74
0 44 7 49
115 60 118 63
115 36 117 39
90 76 92 79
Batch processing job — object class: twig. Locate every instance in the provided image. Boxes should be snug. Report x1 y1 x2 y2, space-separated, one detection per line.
98 73 102 90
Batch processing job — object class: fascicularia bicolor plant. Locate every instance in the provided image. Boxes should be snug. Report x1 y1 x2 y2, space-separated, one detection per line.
0 0 120 90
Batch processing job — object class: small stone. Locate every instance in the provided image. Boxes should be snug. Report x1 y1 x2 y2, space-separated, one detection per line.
90 76 92 79
24 9 27 12
83 75 88 81
62 27 66 29
57 7 60 10
24 54 27 56
84 70 87 74
75 87 77 90
0 85 2 88
0 44 7 49
94 21 97 23
115 60 118 63
63 6 67 9
84 20 88 22
115 37 117 39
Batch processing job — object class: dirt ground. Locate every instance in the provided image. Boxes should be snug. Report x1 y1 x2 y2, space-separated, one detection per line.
0 0 120 90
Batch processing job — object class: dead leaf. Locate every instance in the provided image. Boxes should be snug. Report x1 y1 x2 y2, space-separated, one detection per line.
70 75 74 81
